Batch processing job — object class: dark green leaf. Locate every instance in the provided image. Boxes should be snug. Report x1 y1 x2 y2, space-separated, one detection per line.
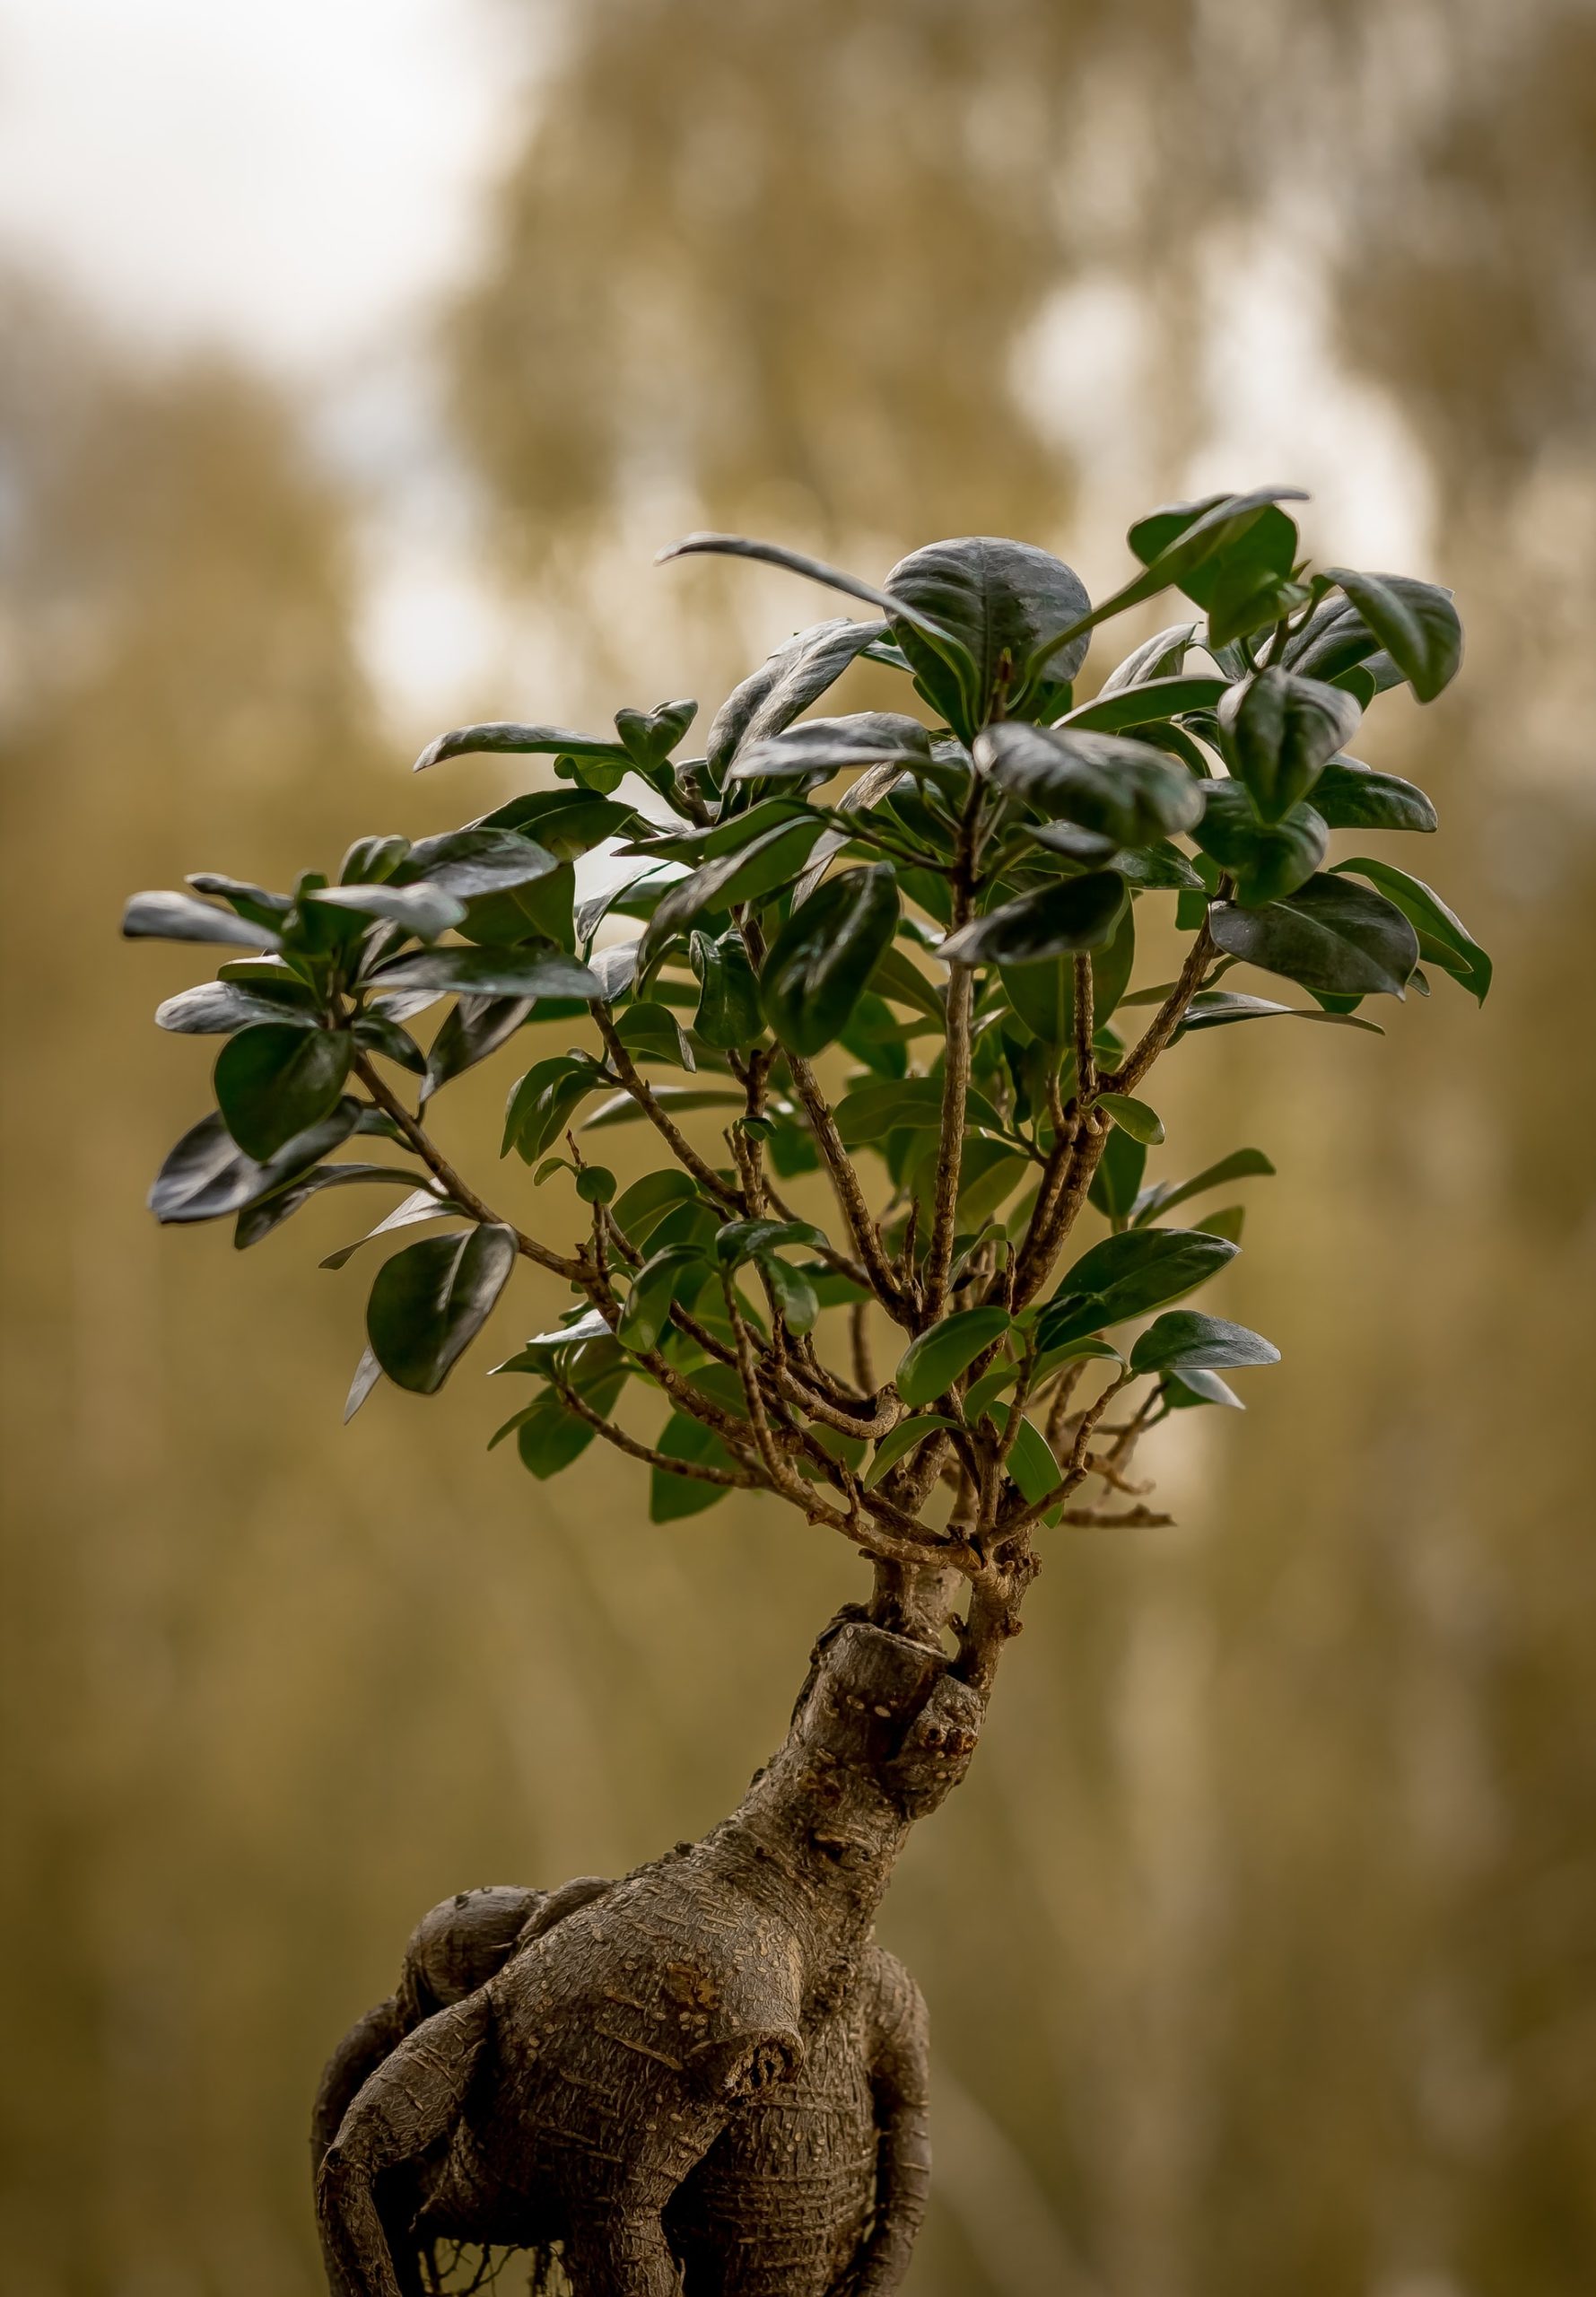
997 1410 1061 1510
365 1224 517 1393
369 943 601 1000
124 890 282 949
148 1100 363 1225
397 827 560 901
1129 1309 1279 1375
611 1169 702 1246
865 1414 955 1488
582 1085 745 1130
659 531 959 648
1088 1122 1147 1224
1164 1367 1245 1410
999 899 1135 1044
344 1345 383 1423
155 979 319 1034
689 928 766 1051
1037 1227 1239 1351
1309 757 1437 834
1178 989 1382 1035
760 864 900 1056
730 711 932 782
473 791 637 857
419 994 532 1105
352 1011 425 1073
839 988 909 1078
320 1187 466 1270
614 697 697 772
884 535 1092 733
763 1256 820 1334
1095 624 1197 693
1131 1147 1275 1227
706 617 887 777
1058 674 1228 734
894 1304 1011 1407
714 1216 829 1265
234 1164 436 1250
338 834 411 885
308 883 466 941
615 999 695 1070
978 723 1204 847
1209 872 1420 998
868 940 946 1022
833 1075 1006 1146
1097 1092 1164 1144
502 1055 606 1162
650 1413 737 1521
618 1244 711 1353
941 871 1125 968
514 1394 606 1480
1330 859 1491 1002
1217 668 1361 821
214 1024 354 1160
413 721 628 773
1322 569 1462 703
1192 782 1328 904
639 815 828 965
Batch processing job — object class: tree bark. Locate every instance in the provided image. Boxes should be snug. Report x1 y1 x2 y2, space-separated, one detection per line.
313 1614 985 2296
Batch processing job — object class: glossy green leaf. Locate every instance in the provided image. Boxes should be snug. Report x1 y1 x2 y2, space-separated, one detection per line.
233 1163 435 1250
320 1187 466 1270
611 1169 702 1246
582 1085 745 1131
1209 872 1420 998
365 1223 518 1393
124 890 282 949
1217 668 1361 821
1088 1122 1148 1224
618 1243 711 1353
894 1305 1010 1407
1177 989 1382 1035
1129 1310 1279 1376
308 883 466 941
1309 757 1437 834
148 1101 364 1225
1323 569 1462 703
352 1011 425 1073
1037 1227 1239 1352
475 791 638 858
996 1410 1061 1510
864 1413 955 1489
688 928 764 1050
615 999 695 1070
704 617 886 777
412 720 628 773
868 940 946 1022
640 815 828 965
730 711 932 782
1192 782 1328 905
155 979 319 1034
978 723 1204 847
370 942 601 1000
419 994 532 1105
941 870 1125 968
884 535 1093 733
1096 624 1198 693
502 1055 606 1162
614 697 697 773
1097 1093 1164 1145
213 1024 353 1160
760 864 900 1056
659 530 961 650
1164 1367 1246 1411
511 1394 603 1479
1330 858 1491 1002
1058 674 1228 735
833 1074 1005 1145
1131 1147 1275 1227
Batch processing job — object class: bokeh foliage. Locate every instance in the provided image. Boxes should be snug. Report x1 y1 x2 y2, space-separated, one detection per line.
4 1 1596 2292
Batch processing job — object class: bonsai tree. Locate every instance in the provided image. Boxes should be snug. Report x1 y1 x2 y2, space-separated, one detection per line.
125 489 1488 2297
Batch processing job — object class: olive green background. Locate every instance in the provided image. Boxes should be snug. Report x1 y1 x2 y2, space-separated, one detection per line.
4 4 1594 2291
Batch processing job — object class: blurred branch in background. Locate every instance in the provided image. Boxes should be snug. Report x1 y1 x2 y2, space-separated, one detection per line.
3 0 1596 2291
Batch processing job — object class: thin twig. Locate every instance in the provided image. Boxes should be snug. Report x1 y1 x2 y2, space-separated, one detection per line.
590 1003 742 1210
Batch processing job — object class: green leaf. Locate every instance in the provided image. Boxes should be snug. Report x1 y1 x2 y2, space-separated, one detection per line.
148 1101 366 1225
575 1165 615 1204
1109 842 1206 894
1217 668 1361 821
1177 989 1382 1035
320 1187 466 1269
729 711 932 782
124 890 282 949
1322 570 1462 703
999 899 1135 1045
760 864 900 1056
1095 624 1197 693
997 1410 1061 1510
941 871 1125 968
833 1075 1006 1146
582 1085 745 1130
1037 1227 1239 1352
868 940 946 1022
1309 757 1437 834
978 723 1204 848
704 617 886 778
490 1307 615 1375
233 1164 436 1251
1057 674 1229 734
618 1244 711 1353
611 1169 702 1246
1129 1310 1279 1376
369 943 601 1000
397 827 561 900
186 871 294 930
1097 1093 1164 1145
650 1413 737 1521
412 720 628 773
1026 488 1308 677
838 989 910 1079
1330 859 1491 1003
714 1216 829 1265
615 999 695 1070
419 994 532 1105
365 1224 517 1394
307 883 466 941
1131 1147 1275 1227
213 1024 354 1160
689 928 764 1049
763 1256 820 1334
894 1305 1010 1407
1088 1122 1147 1224
475 791 638 858
614 696 698 773
1209 872 1419 998
864 1413 955 1488
1192 782 1328 904
512 1395 603 1479
882 535 1093 734
639 815 829 965
155 978 320 1034
659 531 961 650
1164 1368 1246 1411
1194 1205 1247 1245
502 1054 606 1162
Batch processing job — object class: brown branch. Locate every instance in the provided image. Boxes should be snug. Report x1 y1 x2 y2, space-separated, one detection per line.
549 1376 762 1489
850 1300 876 1394
1058 1504 1173 1529
1072 949 1097 1105
923 959 972 1322
784 1050 911 1322
589 1003 742 1210
353 1052 586 1284
1105 917 1215 1096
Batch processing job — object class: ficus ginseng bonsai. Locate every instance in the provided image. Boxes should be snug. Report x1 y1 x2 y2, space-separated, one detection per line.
125 488 1488 2297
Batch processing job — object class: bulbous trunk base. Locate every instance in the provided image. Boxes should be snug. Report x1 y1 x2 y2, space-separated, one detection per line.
312 1619 981 2296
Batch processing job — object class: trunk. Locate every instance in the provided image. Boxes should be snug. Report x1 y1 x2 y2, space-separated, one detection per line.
314 1612 987 2296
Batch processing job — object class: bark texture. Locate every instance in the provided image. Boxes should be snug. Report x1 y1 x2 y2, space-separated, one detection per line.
313 1619 981 2295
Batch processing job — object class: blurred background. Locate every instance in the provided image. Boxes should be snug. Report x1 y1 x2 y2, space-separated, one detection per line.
4 2 1595 2292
